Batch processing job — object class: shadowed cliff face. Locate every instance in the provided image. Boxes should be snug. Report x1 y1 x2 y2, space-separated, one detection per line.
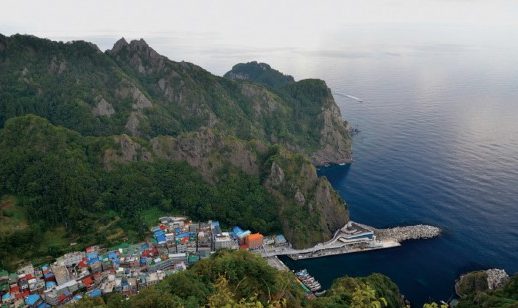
0 34 351 248
225 62 352 165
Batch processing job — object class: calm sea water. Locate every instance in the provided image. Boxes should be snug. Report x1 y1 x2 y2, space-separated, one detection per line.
85 26 518 305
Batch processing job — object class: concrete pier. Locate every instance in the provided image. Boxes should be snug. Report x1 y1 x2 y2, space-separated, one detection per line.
259 221 441 260
265 256 290 271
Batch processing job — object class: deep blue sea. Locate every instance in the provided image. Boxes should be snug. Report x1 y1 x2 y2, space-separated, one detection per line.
86 26 518 306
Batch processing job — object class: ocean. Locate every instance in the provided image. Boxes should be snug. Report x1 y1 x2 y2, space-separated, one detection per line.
88 25 518 305
274 28 518 304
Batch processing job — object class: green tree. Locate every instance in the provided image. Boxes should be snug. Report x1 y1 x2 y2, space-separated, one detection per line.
351 283 388 308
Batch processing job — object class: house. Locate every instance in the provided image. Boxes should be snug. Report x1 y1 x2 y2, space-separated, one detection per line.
81 276 94 290
50 265 71 286
25 294 42 307
215 232 238 250
274 235 288 246
87 288 102 298
246 233 264 249
56 252 85 267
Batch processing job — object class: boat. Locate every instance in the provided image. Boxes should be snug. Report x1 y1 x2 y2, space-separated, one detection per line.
295 269 322 293
315 290 327 296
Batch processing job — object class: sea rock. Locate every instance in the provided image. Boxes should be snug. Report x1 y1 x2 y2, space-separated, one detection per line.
455 268 510 297
486 268 510 290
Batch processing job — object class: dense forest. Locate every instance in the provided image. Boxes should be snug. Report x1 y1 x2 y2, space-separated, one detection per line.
0 115 281 270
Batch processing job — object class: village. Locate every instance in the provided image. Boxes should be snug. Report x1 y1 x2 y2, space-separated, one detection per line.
0 217 290 307
0 216 441 307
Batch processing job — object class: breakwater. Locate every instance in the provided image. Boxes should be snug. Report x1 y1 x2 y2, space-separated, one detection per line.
356 223 441 242
260 221 441 260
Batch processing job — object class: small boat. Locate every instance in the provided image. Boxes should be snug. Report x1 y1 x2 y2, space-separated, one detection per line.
315 290 327 296
295 269 323 293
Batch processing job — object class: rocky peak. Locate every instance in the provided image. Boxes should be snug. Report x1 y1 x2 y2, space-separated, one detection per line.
109 37 165 74
129 38 150 51
110 37 128 54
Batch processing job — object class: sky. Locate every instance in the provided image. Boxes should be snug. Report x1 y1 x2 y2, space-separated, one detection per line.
1 1 517 44
2 0 518 75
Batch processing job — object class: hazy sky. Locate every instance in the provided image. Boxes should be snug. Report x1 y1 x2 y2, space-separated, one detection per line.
1 1 517 46
2 0 518 76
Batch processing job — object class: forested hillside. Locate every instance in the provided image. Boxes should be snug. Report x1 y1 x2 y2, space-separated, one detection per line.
0 34 351 165
0 33 351 269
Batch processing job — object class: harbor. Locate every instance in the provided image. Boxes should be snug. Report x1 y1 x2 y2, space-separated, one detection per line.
259 221 441 260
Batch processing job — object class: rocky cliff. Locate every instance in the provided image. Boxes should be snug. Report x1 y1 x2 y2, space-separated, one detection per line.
225 63 352 165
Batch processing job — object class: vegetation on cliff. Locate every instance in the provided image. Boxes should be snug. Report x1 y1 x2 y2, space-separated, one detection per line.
455 271 518 307
224 61 295 88
0 34 351 164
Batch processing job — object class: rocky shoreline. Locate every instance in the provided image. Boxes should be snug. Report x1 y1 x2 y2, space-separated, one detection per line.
354 222 441 242
455 268 510 297
373 225 441 242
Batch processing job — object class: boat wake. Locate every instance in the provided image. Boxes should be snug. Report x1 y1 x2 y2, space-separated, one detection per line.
334 91 363 102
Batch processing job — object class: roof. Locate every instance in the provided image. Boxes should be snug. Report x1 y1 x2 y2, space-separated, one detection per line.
43 272 55 278
88 288 102 298
109 242 130 251
86 252 98 260
275 234 287 243
25 294 40 305
82 276 94 287
232 226 244 234
175 232 190 238
248 233 264 240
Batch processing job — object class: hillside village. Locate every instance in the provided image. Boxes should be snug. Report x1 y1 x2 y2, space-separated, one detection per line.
0 216 289 307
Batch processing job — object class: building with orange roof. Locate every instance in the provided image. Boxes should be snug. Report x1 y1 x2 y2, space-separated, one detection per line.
245 233 264 249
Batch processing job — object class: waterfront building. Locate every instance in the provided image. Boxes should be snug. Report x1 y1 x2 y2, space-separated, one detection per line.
215 232 238 250
246 233 264 249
